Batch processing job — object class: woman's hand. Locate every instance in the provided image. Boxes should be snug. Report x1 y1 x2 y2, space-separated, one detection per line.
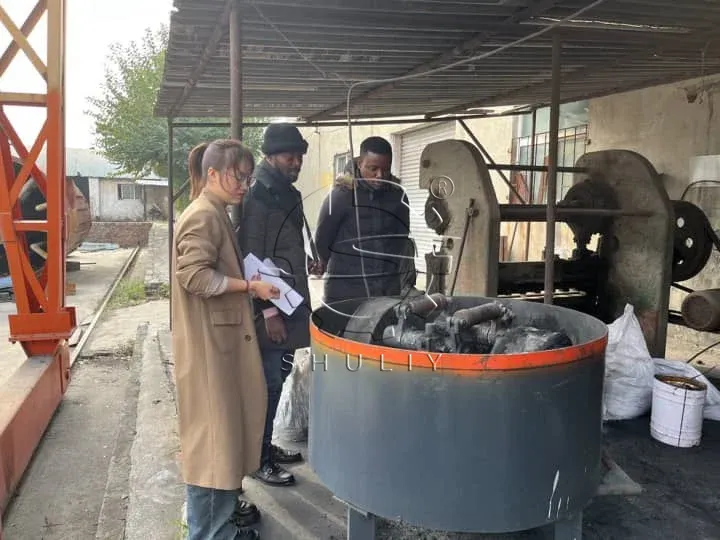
249 279 281 301
265 314 288 344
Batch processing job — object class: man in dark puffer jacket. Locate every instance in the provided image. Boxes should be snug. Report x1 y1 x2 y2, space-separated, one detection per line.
238 123 318 488
314 136 417 313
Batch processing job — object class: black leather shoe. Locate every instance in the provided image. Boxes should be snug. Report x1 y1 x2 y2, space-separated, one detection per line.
233 528 259 540
272 444 303 464
252 462 295 486
232 500 260 528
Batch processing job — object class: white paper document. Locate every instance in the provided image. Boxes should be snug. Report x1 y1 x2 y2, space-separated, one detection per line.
301 225 314 260
243 253 304 316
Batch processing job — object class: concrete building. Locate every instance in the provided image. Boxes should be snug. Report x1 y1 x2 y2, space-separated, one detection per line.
45 148 170 222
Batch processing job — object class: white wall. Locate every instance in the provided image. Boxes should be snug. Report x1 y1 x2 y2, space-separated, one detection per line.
588 74 720 349
90 178 145 221
89 177 101 219
295 117 515 231
296 123 421 230
589 74 720 199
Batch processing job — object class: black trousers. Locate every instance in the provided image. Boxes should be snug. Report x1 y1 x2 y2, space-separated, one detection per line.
259 348 294 465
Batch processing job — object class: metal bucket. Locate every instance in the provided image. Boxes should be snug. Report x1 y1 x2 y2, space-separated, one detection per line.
308 295 608 534
650 374 706 448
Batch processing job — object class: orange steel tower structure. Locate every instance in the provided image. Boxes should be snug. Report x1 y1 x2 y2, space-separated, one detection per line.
0 0 74 532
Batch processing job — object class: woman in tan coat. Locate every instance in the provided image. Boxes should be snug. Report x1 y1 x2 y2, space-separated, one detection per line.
172 139 279 540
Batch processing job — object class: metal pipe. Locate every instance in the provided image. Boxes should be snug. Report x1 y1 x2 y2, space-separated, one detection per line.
230 2 243 141
173 178 190 203
457 118 525 205
229 0 243 228
168 118 174 329
486 163 587 173
544 34 561 305
168 110 532 130
499 205 653 221
524 107 538 262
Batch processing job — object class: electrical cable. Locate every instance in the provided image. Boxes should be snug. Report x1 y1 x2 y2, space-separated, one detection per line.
248 0 348 86
686 339 720 364
344 0 610 159
250 0 611 297
680 180 720 201
342 0 608 295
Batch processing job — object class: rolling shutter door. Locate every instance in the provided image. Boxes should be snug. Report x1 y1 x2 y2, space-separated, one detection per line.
399 122 455 274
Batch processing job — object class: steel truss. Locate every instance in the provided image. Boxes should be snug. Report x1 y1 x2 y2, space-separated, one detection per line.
0 0 73 528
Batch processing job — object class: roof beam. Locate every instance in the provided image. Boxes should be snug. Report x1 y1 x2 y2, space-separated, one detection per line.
425 27 720 117
304 0 563 121
166 0 234 118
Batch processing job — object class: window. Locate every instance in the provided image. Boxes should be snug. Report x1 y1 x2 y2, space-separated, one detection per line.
510 101 589 203
333 152 351 178
117 183 142 200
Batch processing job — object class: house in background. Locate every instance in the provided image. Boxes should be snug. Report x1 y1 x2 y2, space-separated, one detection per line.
39 148 169 222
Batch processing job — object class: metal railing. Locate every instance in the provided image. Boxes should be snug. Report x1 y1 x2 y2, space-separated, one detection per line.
510 124 589 203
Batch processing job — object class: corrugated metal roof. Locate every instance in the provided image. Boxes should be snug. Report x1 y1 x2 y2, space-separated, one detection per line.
154 0 720 120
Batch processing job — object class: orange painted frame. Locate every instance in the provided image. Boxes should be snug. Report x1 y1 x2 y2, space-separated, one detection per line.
0 0 74 530
0 0 75 355
310 321 608 371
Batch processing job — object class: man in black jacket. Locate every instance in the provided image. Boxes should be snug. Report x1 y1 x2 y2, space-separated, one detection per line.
314 136 417 312
238 123 315 487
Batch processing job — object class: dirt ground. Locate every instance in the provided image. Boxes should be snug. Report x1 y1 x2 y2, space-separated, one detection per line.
0 248 136 386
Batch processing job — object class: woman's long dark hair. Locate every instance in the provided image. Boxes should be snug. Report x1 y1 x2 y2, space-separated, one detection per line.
187 139 255 200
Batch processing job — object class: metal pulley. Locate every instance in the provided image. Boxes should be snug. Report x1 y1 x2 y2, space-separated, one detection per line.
671 200 714 282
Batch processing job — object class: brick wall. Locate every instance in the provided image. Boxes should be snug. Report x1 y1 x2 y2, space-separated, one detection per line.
86 221 152 247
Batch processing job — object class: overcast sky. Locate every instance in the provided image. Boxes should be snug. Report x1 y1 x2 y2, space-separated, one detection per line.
1 0 174 150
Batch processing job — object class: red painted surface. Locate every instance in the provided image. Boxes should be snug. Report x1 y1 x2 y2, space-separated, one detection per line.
0 345 69 516
0 0 74 530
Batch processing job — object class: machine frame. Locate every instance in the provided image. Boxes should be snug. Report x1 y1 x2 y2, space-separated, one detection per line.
420 140 675 358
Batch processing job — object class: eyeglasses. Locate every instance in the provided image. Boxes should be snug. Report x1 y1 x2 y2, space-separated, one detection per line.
226 172 255 187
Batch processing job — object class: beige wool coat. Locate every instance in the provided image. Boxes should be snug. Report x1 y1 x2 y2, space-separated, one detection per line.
171 190 268 490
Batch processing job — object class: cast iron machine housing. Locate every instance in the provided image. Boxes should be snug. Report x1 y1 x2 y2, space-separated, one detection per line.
420 141 682 358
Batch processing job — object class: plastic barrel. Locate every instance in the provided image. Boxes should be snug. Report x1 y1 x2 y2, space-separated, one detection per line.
650 375 706 448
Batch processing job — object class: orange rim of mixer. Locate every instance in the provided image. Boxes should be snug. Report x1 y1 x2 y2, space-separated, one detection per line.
310 323 608 371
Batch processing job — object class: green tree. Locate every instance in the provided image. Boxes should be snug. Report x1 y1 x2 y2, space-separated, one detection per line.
87 25 265 212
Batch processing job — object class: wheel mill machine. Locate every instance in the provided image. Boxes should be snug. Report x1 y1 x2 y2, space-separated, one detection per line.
420 140 720 358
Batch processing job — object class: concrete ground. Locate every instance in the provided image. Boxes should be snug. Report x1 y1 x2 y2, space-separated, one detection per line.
0 247 135 387
2 225 174 540
3 221 720 539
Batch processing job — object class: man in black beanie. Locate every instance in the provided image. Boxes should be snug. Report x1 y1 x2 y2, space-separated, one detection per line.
238 123 315 487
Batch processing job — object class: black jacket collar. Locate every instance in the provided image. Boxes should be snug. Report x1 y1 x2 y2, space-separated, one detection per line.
255 159 296 192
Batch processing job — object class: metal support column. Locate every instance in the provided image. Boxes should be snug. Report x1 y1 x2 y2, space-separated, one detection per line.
544 35 561 305
524 107 538 261
0 0 75 522
167 118 174 329
229 0 243 227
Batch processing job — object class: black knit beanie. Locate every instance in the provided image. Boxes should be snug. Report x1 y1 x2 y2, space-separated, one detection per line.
261 123 308 155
